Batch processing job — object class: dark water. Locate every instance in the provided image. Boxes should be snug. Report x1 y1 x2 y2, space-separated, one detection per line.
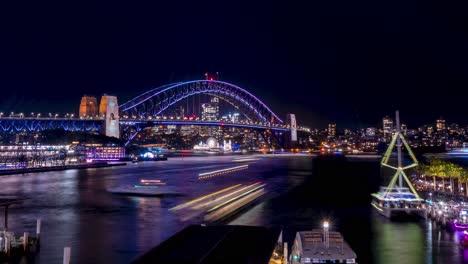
1 155 464 263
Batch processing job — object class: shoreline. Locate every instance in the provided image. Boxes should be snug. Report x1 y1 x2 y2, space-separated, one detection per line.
0 162 127 176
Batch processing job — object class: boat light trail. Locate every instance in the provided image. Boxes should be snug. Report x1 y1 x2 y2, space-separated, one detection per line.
232 158 259 162
169 184 242 211
198 165 248 180
207 183 266 213
192 182 263 210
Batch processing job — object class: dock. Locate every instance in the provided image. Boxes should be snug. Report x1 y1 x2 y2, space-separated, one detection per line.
0 197 41 262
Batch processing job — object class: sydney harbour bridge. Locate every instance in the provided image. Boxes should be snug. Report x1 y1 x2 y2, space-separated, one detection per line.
0 79 307 146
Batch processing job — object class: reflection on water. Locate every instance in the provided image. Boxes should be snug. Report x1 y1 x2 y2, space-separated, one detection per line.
0 155 466 263
373 218 425 264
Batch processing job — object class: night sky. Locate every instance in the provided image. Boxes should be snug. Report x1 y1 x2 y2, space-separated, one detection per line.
1 1 467 129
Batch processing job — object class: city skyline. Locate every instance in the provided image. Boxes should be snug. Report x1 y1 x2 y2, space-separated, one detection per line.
1 1 468 128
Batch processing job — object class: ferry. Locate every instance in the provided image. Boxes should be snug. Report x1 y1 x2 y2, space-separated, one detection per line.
290 222 357 264
447 146 468 156
371 111 427 219
371 187 426 219
108 179 179 196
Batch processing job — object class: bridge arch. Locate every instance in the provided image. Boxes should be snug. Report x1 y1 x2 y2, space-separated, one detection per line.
119 80 283 124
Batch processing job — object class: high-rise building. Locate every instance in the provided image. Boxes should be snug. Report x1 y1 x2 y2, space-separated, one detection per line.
210 97 219 119
201 97 219 121
401 123 407 135
436 117 446 131
79 95 98 117
202 103 217 120
366 127 376 137
382 116 394 140
328 122 336 137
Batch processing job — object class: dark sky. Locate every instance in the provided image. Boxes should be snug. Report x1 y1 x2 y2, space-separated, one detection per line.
1 1 467 129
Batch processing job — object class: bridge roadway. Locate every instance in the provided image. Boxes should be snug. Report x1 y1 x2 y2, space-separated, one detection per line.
0 116 309 132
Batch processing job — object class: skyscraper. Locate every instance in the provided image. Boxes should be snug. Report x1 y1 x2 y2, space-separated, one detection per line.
382 116 394 141
436 117 446 132
328 122 336 137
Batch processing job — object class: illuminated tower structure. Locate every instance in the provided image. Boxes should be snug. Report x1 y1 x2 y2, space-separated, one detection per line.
371 111 425 219
79 95 98 117
99 95 120 138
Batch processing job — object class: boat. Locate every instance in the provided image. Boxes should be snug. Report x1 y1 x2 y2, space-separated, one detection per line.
290 221 357 264
451 206 468 231
371 111 427 219
108 179 180 196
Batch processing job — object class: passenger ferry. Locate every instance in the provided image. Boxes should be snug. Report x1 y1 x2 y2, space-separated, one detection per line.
371 111 427 219
108 179 179 196
290 222 357 264
371 187 426 218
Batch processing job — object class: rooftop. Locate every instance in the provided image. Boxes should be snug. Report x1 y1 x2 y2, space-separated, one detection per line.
297 230 357 260
132 225 282 264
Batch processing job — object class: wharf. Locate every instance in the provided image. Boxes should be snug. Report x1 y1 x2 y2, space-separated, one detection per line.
0 197 41 262
0 162 127 176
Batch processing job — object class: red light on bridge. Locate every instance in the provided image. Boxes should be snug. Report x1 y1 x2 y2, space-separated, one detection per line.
210 77 214 81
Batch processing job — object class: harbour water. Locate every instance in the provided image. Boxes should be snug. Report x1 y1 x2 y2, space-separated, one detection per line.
1 155 465 263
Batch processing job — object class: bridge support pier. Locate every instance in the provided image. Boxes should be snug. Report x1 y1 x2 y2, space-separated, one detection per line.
284 114 298 149
99 95 120 139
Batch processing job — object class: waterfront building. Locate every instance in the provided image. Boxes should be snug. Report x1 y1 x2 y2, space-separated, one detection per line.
82 144 125 161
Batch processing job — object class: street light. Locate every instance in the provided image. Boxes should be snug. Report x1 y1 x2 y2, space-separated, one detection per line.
323 220 329 250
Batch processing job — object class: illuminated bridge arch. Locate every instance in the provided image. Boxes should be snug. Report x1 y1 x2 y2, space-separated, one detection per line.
119 80 283 124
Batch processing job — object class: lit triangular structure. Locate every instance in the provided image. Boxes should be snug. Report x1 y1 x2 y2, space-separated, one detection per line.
371 111 426 219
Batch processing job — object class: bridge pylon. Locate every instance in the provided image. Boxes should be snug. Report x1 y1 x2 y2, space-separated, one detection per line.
284 113 298 149
99 95 120 139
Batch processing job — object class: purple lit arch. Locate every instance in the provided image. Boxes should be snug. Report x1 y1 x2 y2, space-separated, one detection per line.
119 80 283 124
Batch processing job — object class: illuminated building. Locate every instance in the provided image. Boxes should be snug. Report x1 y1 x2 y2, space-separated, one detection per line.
202 99 219 121
84 144 125 161
222 112 240 123
401 123 407 135
366 127 376 137
436 117 446 131
382 116 394 141
79 95 98 117
328 122 336 137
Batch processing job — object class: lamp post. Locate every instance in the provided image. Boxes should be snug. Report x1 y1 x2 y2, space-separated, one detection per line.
323 220 329 250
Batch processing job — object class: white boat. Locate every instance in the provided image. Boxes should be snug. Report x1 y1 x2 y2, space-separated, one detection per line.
371 111 427 219
371 187 426 218
290 222 357 264
108 179 180 196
